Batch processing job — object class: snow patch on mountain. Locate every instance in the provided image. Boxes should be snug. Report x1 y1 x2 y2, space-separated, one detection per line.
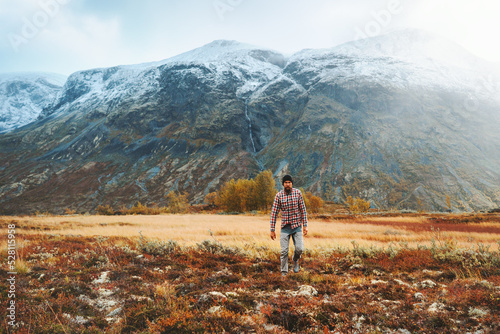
0 72 66 133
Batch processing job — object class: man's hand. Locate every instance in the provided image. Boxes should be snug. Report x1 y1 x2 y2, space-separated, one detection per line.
303 227 308 237
270 231 276 240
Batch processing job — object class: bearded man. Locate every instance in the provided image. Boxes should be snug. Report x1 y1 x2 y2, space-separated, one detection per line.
270 175 308 276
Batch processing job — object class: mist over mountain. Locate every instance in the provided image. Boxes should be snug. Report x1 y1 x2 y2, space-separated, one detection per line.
1 29 499 214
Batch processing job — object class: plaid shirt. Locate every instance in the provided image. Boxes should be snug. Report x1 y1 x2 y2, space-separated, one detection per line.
270 188 308 232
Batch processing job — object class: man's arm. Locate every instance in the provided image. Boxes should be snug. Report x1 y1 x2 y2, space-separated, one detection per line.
270 193 280 239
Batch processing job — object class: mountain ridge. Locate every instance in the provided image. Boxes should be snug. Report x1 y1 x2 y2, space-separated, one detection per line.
1 29 499 214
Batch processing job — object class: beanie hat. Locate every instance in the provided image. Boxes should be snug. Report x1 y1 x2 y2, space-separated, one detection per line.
282 174 293 185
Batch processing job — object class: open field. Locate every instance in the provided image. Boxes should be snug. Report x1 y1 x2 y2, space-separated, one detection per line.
2 213 500 251
1 213 500 333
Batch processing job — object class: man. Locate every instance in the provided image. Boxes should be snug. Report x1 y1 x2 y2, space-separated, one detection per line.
270 174 308 276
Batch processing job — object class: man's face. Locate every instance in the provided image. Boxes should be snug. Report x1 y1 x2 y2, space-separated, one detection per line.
283 180 293 191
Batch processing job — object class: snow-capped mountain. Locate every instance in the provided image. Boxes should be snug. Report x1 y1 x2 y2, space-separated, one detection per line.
1 29 499 214
39 40 285 121
0 72 66 133
286 28 500 93
335 29 486 69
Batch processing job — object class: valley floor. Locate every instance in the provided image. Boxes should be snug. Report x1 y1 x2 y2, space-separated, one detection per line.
1 213 499 333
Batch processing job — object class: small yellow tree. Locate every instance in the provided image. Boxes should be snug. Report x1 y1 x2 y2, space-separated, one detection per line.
305 192 324 213
165 192 189 214
216 171 278 213
237 178 257 212
218 179 241 212
356 197 371 213
300 188 310 210
445 195 452 212
346 196 371 214
346 196 355 212
96 204 115 215
254 170 276 212
417 198 425 213
204 192 219 207
64 208 76 215
128 202 151 215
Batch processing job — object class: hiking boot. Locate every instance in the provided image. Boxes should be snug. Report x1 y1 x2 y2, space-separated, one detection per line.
293 261 300 273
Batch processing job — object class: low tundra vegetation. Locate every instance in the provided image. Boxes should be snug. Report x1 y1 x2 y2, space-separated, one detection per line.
1 226 500 333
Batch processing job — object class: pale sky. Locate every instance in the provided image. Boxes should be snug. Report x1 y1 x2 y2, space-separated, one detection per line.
1 0 499 75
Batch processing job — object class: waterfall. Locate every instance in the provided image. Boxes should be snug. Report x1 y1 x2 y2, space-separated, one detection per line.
245 100 256 153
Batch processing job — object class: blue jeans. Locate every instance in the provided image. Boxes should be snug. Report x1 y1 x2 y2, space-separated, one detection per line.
280 225 304 273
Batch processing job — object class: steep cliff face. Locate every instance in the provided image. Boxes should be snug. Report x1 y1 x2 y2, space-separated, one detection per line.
1 30 499 214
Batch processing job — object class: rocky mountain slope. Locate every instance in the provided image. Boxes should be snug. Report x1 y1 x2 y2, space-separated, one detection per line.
0 72 66 132
0 29 499 214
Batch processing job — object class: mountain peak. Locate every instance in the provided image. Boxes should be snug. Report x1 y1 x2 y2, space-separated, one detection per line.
334 28 485 69
163 39 282 65
203 39 254 49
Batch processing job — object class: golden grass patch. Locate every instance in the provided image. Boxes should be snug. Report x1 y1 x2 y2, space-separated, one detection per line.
1 214 499 251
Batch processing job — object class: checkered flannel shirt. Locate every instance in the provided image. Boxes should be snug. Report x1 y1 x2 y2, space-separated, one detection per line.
270 188 308 232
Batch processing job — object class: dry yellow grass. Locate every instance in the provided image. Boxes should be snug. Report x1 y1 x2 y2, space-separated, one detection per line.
1 213 499 251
